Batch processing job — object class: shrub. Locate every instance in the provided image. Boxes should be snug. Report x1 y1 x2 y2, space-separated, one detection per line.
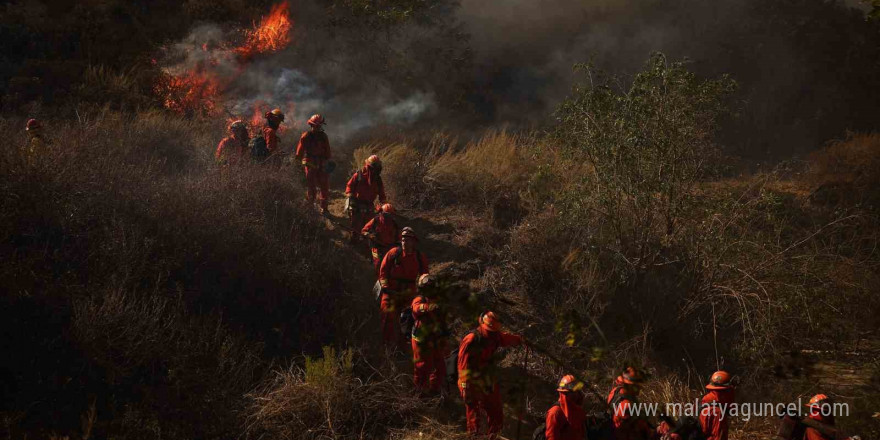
353 137 443 210
246 347 424 439
498 54 880 378
807 132 880 208
353 130 536 219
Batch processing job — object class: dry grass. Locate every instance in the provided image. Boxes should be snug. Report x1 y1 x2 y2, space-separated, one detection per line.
0 110 354 439
806 132 880 207
246 347 427 440
353 131 537 219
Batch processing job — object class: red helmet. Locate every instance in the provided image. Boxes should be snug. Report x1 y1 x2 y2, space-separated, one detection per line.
806 394 830 408
228 120 246 132
479 311 502 332
619 366 646 385
26 118 41 131
706 370 733 390
365 154 380 165
381 203 395 214
307 114 326 126
401 226 418 240
265 109 285 121
557 374 584 392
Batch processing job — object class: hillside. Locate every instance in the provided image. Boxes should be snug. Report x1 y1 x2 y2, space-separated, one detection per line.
2 1 880 439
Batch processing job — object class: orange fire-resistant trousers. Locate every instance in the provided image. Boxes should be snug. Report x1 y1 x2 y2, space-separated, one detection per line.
459 383 504 438
304 166 329 210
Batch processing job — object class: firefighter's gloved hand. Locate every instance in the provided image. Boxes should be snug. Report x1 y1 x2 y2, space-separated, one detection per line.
458 383 471 403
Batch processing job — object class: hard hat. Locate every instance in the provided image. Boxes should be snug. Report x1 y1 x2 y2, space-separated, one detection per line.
266 109 285 121
228 120 246 131
479 311 501 332
806 394 830 408
557 374 585 392
706 370 733 390
401 227 418 240
26 118 41 131
365 154 382 173
307 114 326 126
418 274 431 288
381 203 395 214
619 366 646 385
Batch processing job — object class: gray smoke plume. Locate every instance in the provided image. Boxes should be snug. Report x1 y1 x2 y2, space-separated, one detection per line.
455 0 880 158
160 0 879 158
158 19 438 143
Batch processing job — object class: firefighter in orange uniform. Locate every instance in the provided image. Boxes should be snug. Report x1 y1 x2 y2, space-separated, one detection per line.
457 311 524 438
607 366 656 440
410 279 449 395
378 227 428 345
545 375 587 440
699 371 735 440
362 203 400 273
263 109 284 158
295 114 331 213
215 120 250 166
346 154 386 242
801 394 862 440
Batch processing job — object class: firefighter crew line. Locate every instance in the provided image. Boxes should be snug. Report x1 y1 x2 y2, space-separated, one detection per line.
206 111 862 440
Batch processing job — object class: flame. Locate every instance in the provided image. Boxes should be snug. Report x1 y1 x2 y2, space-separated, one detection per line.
248 102 271 132
155 1 293 116
236 2 293 61
154 70 221 116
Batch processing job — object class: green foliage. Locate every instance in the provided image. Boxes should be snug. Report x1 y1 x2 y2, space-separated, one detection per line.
555 53 736 241
304 346 354 390
868 0 880 21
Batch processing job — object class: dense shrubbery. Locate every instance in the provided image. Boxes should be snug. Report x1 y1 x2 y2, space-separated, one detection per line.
368 55 879 428
498 56 880 372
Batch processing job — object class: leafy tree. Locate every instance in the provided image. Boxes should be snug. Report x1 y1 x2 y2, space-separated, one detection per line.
555 53 736 256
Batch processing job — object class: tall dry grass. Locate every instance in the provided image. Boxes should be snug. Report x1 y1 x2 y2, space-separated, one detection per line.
807 132 880 207
0 109 353 439
246 346 426 440
353 130 538 225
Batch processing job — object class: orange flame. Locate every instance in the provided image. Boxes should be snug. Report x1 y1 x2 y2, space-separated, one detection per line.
155 2 294 116
154 70 221 116
236 2 293 61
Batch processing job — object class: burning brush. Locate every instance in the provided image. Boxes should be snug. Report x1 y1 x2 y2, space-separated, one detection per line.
153 1 294 120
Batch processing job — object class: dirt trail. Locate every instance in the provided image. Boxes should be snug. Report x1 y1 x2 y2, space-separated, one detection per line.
311 188 551 439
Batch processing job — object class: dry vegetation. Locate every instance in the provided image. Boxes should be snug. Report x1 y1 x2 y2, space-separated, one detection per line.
0 109 397 439
3 53 879 440
359 57 880 438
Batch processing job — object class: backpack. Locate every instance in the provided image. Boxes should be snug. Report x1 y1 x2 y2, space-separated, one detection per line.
389 246 424 278
249 134 269 159
580 387 632 440
352 170 384 194
445 330 483 388
399 306 416 342
672 416 707 440
532 402 562 440
374 247 423 303
585 411 614 440
366 214 399 246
